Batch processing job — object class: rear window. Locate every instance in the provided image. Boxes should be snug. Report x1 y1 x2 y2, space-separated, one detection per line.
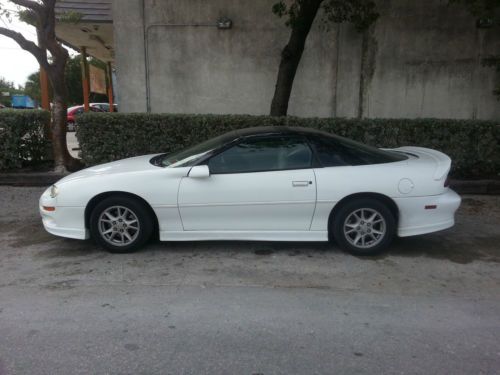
309 135 407 167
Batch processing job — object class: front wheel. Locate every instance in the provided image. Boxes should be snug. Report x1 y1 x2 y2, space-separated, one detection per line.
332 198 396 256
90 196 153 253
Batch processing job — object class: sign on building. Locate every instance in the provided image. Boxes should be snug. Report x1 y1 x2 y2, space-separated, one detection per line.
89 65 107 94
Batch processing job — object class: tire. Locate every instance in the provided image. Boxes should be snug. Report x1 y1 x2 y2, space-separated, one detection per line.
89 196 154 253
332 198 396 256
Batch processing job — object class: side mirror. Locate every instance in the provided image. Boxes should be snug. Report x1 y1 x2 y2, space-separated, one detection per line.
188 165 210 178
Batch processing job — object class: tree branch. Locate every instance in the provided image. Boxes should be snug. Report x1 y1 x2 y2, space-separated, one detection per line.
0 26 48 68
8 0 43 11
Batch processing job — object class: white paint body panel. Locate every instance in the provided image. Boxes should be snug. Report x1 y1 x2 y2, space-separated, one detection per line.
178 169 316 231
40 147 461 243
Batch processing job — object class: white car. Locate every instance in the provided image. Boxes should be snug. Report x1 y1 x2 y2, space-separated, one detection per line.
40 127 461 256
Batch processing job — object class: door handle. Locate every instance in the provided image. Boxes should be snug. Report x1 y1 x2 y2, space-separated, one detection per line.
292 181 311 187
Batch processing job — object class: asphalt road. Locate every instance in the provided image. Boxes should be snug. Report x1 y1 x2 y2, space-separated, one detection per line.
0 187 499 374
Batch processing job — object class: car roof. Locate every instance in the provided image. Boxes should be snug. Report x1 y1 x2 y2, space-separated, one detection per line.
233 126 328 138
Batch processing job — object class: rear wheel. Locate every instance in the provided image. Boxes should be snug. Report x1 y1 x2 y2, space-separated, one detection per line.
332 198 396 256
90 196 153 253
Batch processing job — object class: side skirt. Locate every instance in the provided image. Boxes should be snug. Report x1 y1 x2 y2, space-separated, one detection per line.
159 231 329 242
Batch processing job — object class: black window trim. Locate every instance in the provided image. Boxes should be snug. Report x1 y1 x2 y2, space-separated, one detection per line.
197 134 321 175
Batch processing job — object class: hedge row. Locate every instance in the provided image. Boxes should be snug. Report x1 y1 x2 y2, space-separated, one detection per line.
0 109 51 170
76 113 500 179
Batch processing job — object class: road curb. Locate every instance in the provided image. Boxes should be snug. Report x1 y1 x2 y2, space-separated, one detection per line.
0 172 68 187
0 173 499 194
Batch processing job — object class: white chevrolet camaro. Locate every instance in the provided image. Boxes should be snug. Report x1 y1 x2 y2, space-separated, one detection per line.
40 127 461 256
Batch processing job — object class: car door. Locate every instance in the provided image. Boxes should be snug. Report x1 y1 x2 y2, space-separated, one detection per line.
177 135 317 231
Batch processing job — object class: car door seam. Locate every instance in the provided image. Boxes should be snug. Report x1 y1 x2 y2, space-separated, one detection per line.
177 177 186 231
308 169 318 231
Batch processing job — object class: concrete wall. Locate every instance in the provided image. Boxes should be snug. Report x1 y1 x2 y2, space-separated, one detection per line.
113 0 500 119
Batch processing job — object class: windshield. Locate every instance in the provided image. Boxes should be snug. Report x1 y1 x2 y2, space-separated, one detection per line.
160 132 238 168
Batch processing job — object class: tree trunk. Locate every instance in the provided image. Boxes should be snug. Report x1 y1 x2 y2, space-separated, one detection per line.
270 0 323 116
48 66 82 173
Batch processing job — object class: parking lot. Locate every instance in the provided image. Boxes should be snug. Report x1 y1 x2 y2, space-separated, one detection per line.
0 186 499 374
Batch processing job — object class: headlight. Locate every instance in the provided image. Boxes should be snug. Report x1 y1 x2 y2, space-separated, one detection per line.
50 185 59 198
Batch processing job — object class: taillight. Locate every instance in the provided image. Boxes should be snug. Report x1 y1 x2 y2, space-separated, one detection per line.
444 176 450 188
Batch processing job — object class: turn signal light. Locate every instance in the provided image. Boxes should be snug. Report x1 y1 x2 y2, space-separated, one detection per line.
42 206 55 212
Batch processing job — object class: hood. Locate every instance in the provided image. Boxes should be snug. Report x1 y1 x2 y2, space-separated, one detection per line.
57 154 161 184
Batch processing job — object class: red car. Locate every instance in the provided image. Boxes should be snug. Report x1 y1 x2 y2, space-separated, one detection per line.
67 105 104 131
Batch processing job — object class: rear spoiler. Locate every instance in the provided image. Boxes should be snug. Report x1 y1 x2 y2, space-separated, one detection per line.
396 146 451 180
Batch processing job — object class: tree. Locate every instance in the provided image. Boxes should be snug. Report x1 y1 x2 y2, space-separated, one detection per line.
24 55 108 106
0 77 23 106
451 0 500 98
0 0 81 172
270 0 379 116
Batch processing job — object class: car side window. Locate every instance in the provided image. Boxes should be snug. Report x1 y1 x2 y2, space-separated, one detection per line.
309 137 354 167
309 135 407 167
208 136 313 174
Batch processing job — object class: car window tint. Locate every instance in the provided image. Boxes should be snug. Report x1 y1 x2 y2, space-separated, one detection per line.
208 136 312 174
310 135 407 167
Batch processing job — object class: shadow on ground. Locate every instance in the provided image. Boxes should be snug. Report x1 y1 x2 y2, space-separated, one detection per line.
3 195 499 265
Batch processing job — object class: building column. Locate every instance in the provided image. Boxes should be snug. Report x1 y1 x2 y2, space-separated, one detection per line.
112 0 147 112
107 62 114 112
80 47 90 112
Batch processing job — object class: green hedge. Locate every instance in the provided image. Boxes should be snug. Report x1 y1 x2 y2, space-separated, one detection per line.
0 109 51 170
76 113 500 179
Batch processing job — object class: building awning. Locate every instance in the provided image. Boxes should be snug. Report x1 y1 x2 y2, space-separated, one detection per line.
55 0 114 62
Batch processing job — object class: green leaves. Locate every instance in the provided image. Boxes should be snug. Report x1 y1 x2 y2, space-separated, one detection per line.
76 113 500 179
0 109 51 170
272 0 378 30
322 0 378 30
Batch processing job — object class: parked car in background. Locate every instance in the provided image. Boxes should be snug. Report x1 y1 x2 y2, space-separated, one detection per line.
90 103 118 112
40 126 461 256
67 105 105 131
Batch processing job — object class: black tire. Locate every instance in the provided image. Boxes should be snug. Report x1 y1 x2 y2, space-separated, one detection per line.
332 198 396 256
90 196 154 253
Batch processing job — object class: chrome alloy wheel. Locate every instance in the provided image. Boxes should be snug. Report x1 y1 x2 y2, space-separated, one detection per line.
98 206 140 247
343 208 386 249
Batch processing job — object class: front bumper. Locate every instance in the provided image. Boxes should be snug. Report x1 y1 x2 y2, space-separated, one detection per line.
395 189 461 237
39 188 89 240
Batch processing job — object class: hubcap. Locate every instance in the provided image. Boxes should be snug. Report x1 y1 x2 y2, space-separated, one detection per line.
98 206 140 247
343 208 386 249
